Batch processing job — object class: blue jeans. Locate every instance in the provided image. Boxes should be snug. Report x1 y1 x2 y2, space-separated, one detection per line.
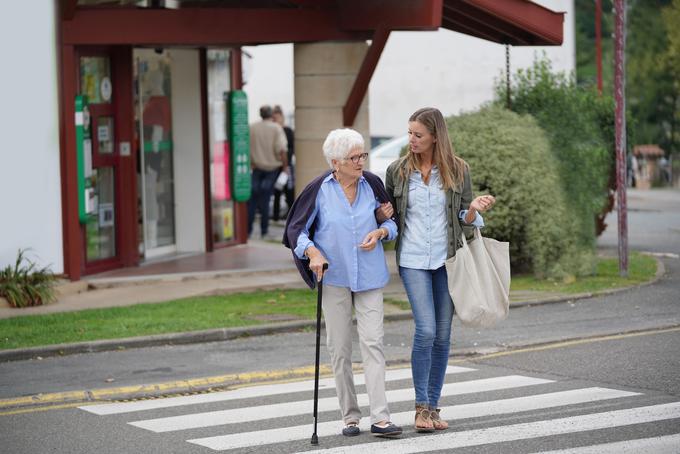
399 265 454 407
248 168 279 236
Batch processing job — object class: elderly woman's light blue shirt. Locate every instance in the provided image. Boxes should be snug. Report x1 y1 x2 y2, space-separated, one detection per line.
295 174 398 292
400 167 484 270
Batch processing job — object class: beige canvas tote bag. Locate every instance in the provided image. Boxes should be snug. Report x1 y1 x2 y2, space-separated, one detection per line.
445 229 510 328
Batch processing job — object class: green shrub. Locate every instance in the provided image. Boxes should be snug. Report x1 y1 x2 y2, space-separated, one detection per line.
0 250 57 308
496 56 618 247
448 106 594 279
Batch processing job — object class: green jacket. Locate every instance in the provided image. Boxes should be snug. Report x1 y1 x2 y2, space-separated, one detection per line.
385 157 476 267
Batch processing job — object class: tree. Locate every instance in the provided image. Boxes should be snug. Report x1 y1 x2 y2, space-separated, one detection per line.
576 0 676 154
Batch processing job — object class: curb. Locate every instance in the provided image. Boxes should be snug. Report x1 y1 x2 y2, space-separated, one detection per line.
4 324 679 412
0 256 666 364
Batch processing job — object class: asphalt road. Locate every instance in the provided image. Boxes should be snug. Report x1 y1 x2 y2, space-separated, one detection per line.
1 188 678 453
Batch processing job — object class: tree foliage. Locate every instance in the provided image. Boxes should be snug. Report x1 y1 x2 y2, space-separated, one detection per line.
496 57 617 246
449 107 593 279
575 0 678 155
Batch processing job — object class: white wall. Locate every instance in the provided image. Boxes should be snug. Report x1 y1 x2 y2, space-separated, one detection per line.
370 0 576 137
241 0 574 138
169 49 206 253
242 44 295 126
0 1 63 273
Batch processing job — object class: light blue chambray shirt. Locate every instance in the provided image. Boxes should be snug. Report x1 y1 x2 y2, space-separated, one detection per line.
295 174 398 292
400 167 484 270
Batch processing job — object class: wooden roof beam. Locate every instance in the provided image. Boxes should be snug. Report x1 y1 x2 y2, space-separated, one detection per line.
61 7 370 45
343 27 390 127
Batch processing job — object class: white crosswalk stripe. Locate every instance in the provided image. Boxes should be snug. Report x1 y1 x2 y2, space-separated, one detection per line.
529 433 680 454
128 375 552 432
291 402 680 454
78 366 680 453
186 387 639 451
79 366 475 416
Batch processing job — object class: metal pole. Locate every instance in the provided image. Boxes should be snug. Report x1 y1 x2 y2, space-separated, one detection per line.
595 0 603 95
505 44 511 109
614 0 628 276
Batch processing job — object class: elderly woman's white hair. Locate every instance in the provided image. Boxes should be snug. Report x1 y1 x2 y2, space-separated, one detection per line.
322 128 364 168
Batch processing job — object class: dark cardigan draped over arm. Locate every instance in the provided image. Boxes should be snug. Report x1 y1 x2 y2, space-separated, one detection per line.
282 170 398 289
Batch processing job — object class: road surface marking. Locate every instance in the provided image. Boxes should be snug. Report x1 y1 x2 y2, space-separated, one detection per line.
290 402 680 454
187 387 638 451
129 375 552 432
80 366 474 415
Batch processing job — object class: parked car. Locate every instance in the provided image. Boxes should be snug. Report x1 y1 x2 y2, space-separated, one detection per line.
369 134 408 182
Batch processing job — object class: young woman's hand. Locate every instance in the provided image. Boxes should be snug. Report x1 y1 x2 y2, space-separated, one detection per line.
470 195 496 213
375 202 394 223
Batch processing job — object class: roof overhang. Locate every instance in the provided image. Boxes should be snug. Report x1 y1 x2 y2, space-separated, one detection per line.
442 0 564 45
62 0 563 47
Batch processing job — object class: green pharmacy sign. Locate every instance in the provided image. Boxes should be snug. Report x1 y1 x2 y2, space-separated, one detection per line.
228 90 251 202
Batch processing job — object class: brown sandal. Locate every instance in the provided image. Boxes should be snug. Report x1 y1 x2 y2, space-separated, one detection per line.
414 405 435 432
430 408 449 430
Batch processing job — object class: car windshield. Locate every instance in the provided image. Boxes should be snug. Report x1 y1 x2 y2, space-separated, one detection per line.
371 135 408 158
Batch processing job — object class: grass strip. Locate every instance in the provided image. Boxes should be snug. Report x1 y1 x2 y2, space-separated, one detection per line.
0 253 657 350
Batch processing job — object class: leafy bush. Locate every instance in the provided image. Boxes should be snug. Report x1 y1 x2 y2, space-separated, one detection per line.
495 57 619 245
448 106 594 279
0 250 57 308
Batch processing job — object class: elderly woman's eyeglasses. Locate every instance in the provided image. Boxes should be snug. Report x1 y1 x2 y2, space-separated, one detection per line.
345 153 369 164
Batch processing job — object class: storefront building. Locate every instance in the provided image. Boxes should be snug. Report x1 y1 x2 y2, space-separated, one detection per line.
0 0 563 280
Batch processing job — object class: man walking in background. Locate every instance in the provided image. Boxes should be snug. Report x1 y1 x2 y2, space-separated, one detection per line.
248 105 288 239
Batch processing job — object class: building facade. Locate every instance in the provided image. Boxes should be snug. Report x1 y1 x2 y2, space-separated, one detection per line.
0 0 564 280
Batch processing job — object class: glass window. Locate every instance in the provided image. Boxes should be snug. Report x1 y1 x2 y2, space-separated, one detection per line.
80 56 112 104
207 49 234 244
86 167 116 261
97 116 115 154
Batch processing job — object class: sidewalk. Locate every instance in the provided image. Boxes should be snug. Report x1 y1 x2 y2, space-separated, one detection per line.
0 238 665 362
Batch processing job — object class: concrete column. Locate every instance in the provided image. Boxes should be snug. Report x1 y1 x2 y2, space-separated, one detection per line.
293 41 370 193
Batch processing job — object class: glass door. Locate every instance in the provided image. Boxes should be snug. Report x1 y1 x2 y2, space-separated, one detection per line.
79 54 119 267
135 50 176 259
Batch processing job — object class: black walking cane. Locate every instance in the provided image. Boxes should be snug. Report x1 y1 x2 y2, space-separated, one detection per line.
311 263 328 445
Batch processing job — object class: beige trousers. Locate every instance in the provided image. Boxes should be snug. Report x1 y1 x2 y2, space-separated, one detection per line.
322 285 390 425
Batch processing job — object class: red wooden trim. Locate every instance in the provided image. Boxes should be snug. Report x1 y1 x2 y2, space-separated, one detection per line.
445 2 531 45
230 48 248 245
62 8 369 46
59 44 82 281
339 0 442 31
458 0 563 45
61 0 78 21
113 46 138 267
343 28 390 127
441 16 500 44
199 49 214 253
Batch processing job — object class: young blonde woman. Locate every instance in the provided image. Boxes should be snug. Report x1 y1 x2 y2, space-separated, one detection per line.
385 107 496 432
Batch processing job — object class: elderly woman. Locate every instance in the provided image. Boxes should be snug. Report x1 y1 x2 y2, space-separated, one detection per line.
283 128 402 438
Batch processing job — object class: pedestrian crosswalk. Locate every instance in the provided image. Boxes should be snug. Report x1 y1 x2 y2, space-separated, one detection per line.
78 365 680 453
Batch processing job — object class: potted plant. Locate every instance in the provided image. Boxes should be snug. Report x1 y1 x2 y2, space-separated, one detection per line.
0 249 57 308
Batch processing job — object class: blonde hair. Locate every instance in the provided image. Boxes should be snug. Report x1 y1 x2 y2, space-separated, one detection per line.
404 107 466 191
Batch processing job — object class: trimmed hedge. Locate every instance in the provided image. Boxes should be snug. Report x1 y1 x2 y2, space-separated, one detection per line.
448 106 594 278
496 57 624 242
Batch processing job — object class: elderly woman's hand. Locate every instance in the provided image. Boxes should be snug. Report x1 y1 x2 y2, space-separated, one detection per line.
359 228 387 251
305 246 328 281
470 195 496 213
375 202 394 223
